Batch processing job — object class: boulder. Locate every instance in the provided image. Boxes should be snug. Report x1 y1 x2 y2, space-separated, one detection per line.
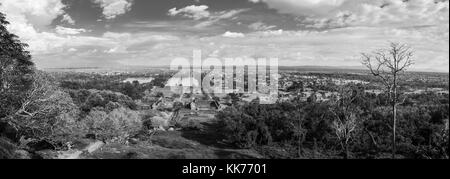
151 116 170 129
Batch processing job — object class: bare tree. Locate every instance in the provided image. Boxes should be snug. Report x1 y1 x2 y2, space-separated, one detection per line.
362 42 414 159
331 86 360 159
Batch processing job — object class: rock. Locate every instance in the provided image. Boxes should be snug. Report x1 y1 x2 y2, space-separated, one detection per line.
58 150 83 159
57 141 104 159
128 138 139 145
85 141 104 154
157 126 166 132
168 127 175 132
151 116 170 128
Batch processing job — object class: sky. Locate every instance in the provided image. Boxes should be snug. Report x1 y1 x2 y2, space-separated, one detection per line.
0 0 448 72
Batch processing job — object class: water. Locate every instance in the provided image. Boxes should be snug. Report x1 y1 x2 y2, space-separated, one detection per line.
123 77 155 84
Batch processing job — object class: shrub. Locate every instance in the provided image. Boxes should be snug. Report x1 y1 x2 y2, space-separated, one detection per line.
84 108 143 141
71 89 137 114
217 107 273 148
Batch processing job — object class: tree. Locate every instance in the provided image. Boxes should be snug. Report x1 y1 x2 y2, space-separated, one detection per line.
1 12 35 119
330 86 361 159
9 71 80 143
362 42 414 159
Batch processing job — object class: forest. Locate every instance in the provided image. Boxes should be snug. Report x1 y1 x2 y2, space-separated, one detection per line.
216 85 449 159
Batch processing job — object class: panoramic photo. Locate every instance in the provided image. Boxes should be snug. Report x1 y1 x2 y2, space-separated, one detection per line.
1 0 449 162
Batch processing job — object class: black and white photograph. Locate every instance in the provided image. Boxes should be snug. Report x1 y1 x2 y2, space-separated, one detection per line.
0 0 449 165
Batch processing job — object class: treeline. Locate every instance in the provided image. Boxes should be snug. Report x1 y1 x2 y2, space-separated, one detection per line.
216 86 449 159
56 72 172 100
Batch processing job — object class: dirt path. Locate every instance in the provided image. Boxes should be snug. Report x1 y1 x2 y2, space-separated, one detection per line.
85 121 263 159
58 141 104 159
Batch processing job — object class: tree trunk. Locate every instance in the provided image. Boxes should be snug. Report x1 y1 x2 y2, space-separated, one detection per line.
345 142 349 159
392 104 397 159
392 73 398 159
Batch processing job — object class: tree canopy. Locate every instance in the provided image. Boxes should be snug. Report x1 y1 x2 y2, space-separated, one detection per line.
1 12 35 118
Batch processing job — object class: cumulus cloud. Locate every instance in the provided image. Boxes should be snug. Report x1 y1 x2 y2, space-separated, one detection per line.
222 31 245 38
0 0 110 55
168 5 210 20
168 4 247 28
251 0 449 28
0 0 67 52
0 0 65 27
93 0 134 19
61 14 75 25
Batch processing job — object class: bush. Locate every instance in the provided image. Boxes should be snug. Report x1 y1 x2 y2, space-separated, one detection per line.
69 89 138 114
84 108 143 141
217 105 301 149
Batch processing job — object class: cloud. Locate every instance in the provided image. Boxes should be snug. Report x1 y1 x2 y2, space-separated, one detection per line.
0 0 66 52
250 0 347 17
248 21 277 31
55 26 88 35
0 0 65 27
0 0 114 55
93 0 134 19
168 4 247 28
222 31 245 38
251 0 449 28
168 5 210 20
61 14 75 25
111 25 446 71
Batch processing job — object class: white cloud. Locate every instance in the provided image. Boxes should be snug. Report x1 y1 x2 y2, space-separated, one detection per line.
68 48 78 52
168 5 247 28
222 31 245 38
251 0 347 17
0 0 66 27
248 21 277 31
61 14 75 25
0 0 115 55
252 0 449 28
0 0 66 53
93 0 134 19
168 5 210 20
55 26 88 35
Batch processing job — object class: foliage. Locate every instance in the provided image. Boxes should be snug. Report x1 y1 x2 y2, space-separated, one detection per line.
83 107 143 141
0 12 35 119
6 71 85 147
68 89 138 114
217 84 449 159
217 102 305 149
57 72 173 100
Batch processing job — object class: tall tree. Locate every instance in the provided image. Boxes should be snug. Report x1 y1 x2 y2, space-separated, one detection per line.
0 12 35 119
362 42 414 159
